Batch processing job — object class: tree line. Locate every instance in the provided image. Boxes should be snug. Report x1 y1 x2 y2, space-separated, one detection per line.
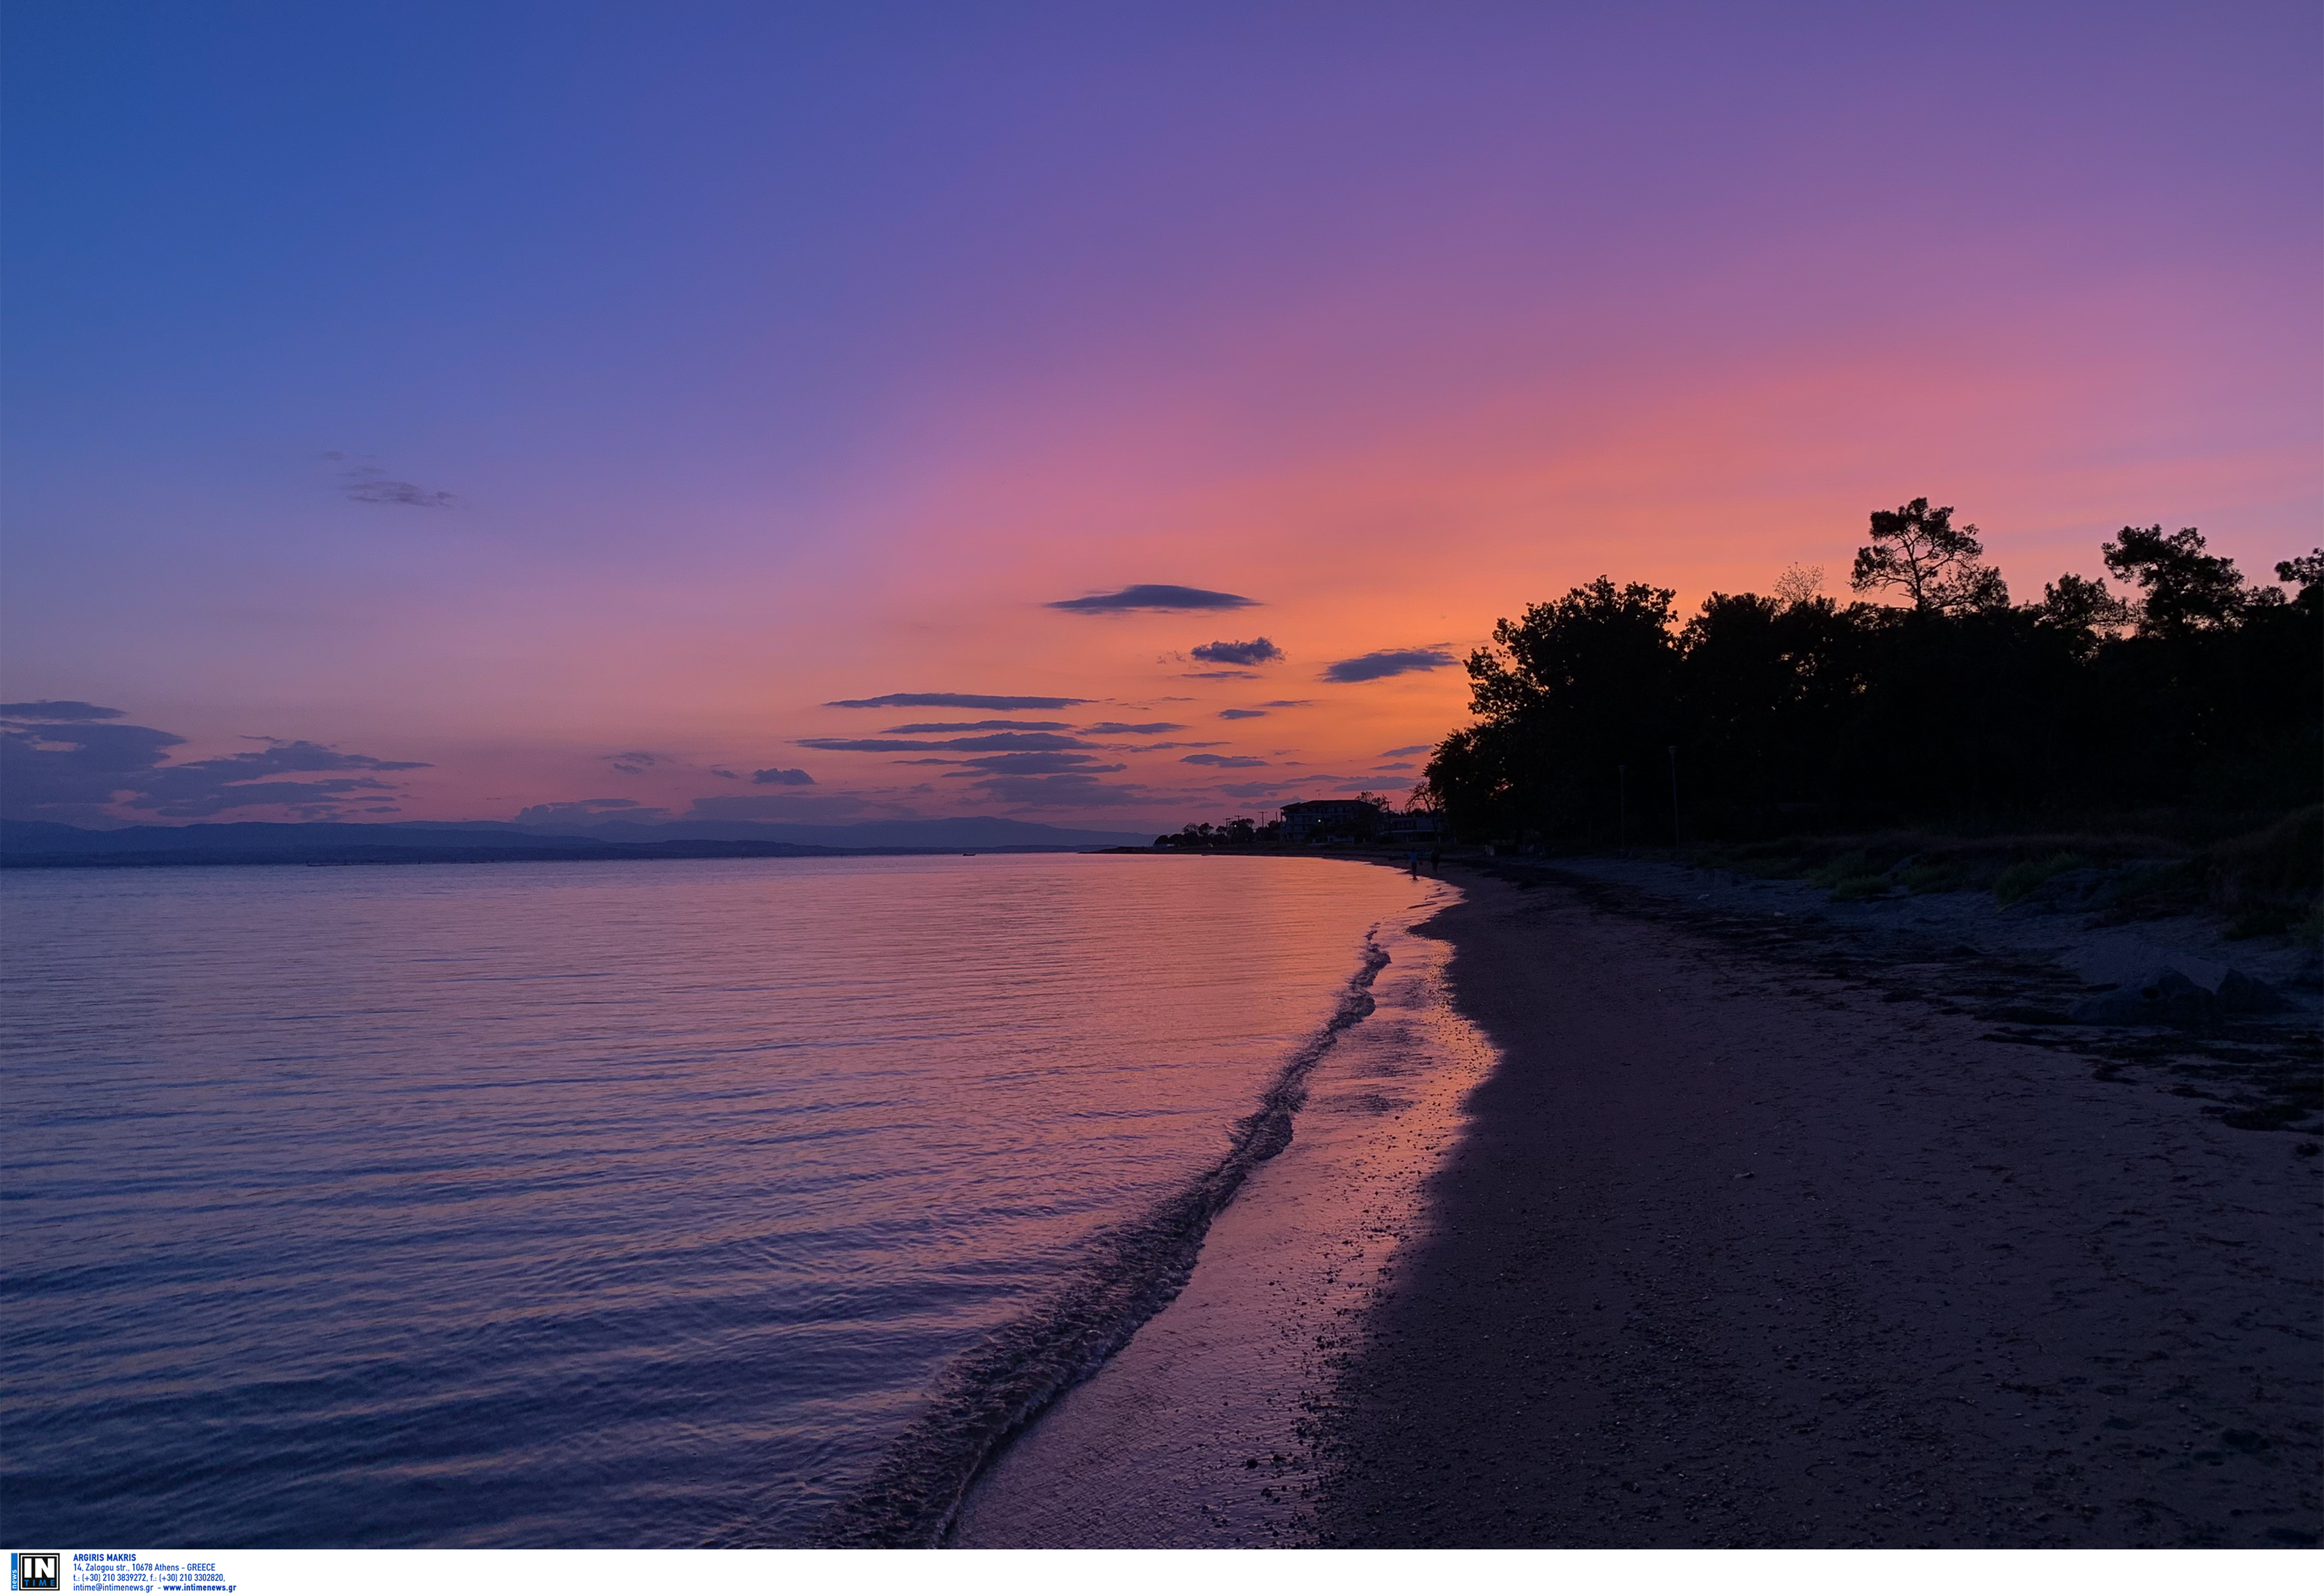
1422 499 2321 846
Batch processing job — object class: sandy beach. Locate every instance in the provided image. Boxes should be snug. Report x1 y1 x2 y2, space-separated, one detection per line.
962 859 2319 1548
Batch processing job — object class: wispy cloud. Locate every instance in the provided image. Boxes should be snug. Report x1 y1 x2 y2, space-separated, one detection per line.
1181 753 1267 767
1321 647 1458 684
1181 670 1259 680
826 693 1090 710
0 700 124 722
1048 584 1257 613
800 733 1093 753
514 797 666 826
603 750 664 775
880 720 1071 733
752 767 815 785
944 751 1126 777
1381 744 1433 756
1081 721 1186 735
327 454 458 510
1217 709 1267 720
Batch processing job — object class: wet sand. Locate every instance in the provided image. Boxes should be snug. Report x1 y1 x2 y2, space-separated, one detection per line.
1316 870 2319 1547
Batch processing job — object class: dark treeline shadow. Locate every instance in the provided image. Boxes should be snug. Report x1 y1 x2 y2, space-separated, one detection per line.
1425 500 2321 854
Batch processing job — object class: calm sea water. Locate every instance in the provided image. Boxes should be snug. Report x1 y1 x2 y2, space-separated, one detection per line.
0 852 1430 1546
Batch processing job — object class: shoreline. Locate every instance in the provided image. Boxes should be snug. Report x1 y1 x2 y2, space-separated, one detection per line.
947 874 1486 1546
817 870 1463 1547
950 854 2319 1547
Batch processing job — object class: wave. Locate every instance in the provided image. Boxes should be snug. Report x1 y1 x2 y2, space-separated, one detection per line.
807 932 1393 1547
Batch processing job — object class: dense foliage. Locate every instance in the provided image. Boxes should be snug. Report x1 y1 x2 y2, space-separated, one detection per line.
1423 502 2321 845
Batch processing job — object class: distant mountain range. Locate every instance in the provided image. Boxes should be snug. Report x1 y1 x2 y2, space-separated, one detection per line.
0 816 1158 869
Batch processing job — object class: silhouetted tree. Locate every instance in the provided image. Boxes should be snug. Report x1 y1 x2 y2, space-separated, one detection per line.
2101 524 2250 637
1420 507 2318 842
1427 577 1681 840
1773 563 1824 607
2276 547 2323 609
1851 497 2008 613
2035 571 2137 658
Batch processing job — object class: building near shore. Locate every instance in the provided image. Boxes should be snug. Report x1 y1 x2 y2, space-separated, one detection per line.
1280 799 1386 844
1383 808 1445 845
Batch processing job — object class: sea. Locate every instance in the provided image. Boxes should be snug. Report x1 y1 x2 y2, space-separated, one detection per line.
0 851 1438 1546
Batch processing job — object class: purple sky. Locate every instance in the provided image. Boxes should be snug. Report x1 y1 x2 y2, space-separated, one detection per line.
3 2 2316 829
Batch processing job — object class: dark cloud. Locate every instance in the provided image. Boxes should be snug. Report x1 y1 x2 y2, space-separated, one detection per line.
708 767 741 780
1321 647 1458 683
1381 744 1433 756
826 693 1089 710
128 739 430 818
0 701 125 722
1191 637 1283 665
800 733 1094 754
1080 721 1186 735
1120 741 1225 750
1181 670 1260 680
751 767 815 786
0 716 186 823
1262 700 1315 708
1374 761 1417 771
1216 781 1292 798
1217 709 1267 720
604 750 664 775
1 706 432 823
1181 754 1268 768
880 720 1071 733
513 797 668 826
1048 584 1257 613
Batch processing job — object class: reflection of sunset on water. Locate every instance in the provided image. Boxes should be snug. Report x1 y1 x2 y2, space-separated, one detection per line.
0 853 1435 1544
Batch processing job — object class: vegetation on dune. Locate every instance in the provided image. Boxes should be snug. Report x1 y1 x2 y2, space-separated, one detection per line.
1421 501 2321 926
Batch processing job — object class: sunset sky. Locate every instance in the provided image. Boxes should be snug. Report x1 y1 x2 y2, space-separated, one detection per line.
4 2 2317 832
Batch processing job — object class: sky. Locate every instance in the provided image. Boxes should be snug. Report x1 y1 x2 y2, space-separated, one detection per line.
3 1 2317 832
